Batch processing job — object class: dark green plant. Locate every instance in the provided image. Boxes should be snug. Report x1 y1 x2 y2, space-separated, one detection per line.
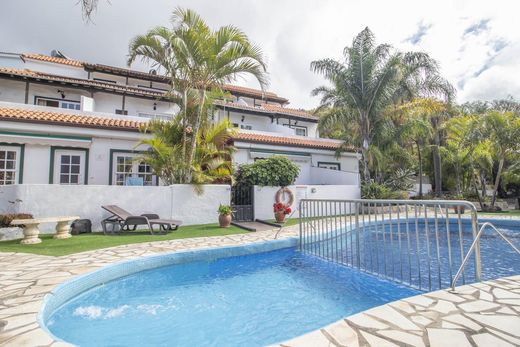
217 204 233 216
0 213 33 228
361 180 399 199
235 156 300 187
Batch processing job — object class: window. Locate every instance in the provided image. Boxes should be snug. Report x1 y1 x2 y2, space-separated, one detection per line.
138 112 171 121
240 124 253 130
115 109 128 115
283 124 307 136
0 146 21 185
93 78 117 84
112 152 155 186
318 162 340 170
36 97 80 110
52 149 86 185
232 123 239 128
294 126 307 136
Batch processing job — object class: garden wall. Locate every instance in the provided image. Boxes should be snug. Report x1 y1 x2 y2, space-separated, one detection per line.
0 184 231 232
253 184 361 220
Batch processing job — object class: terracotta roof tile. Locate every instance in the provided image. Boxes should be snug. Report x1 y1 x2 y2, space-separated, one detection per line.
22 53 84 67
0 106 145 131
233 131 352 151
0 67 164 98
215 101 318 121
22 53 287 103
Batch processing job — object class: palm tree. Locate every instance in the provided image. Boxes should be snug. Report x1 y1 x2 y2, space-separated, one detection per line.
311 27 453 181
128 7 268 182
480 111 520 208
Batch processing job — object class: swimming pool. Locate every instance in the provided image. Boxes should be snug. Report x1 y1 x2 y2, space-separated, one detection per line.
42 240 418 346
301 218 520 291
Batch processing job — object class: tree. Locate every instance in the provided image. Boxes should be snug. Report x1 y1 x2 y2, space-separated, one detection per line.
139 118 237 187
128 7 268 183
479 111 520 208
311 27 453 181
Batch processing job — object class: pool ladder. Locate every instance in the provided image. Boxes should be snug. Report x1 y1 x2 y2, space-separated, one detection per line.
451 222 520 291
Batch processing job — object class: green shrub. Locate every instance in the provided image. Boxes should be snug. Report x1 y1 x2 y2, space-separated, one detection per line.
361 180 400 199
217 204 233 215
235 156 300 187
0 213 33 228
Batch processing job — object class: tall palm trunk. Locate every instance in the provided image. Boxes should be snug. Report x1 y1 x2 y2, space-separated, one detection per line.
186 89 206 181
181 89 188 183
416 140 423 197
491 157 504 208
432 119 442 196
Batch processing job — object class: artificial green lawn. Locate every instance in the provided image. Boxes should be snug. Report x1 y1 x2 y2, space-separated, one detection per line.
0 224 248 256
0 219 300 257
477 209 520 217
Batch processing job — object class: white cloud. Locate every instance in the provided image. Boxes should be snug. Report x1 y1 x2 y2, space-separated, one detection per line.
1 0 519 108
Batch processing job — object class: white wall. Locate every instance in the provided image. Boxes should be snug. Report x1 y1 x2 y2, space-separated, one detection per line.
22 144 51 184
310 167 359 185
253 184 361 220
0 184 230 232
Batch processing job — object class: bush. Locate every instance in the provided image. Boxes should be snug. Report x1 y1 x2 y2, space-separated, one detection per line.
235 156 300 187
361 180 400 199
0 213 33 228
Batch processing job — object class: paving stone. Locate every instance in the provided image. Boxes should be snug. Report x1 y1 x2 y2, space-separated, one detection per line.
443 314 482 331
403 295 435 307
378 330 426 347
2 327 53 346
458 300 500 313
347 313 389 330
487 328 520 345
478 290 494 301
410 315 432 327
497 307 516 315
471 333 514 347
496 299 520 306
359 331 399 347
493 288 520 299
426 290 466 303
365 305 420 330
427 328 472 347
466 314 520 338
0 300 40 315
443 321 466 330
323 320 358 347
430 300 458 314
3 313 37 330
389 300 415 314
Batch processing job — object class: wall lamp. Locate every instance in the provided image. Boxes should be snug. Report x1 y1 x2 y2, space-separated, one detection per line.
153 102 157 111
57 90 65 99
241 115 245 122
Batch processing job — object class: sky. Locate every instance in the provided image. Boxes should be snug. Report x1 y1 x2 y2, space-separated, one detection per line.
1 0 519 109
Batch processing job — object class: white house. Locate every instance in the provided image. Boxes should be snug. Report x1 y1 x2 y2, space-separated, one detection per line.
0 51 360 188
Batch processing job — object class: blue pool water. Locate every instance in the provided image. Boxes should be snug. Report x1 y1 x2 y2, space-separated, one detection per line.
302 218 520 291
46 247 418 347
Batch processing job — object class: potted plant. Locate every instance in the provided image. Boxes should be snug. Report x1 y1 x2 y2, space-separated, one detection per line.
217 204 233 228
273 202 291 224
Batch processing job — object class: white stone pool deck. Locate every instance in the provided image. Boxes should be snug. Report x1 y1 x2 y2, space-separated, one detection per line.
0 225 519 347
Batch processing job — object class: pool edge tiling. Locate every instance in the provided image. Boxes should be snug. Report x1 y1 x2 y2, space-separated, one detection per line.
0 218 519 347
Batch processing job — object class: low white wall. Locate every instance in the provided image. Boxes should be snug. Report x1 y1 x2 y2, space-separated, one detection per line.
0 184 230 232
409 183 433 197
309 167 359 185
253 184 360 220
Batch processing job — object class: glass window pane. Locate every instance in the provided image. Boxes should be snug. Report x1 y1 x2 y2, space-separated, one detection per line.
6 151 15 160
70 165 80 174
60 174 69 184
0 151 5 160
71 156 80 164
0 161 4 170
60 164 70 174
70 175 79 184
6 160 14 170
61 155 70 164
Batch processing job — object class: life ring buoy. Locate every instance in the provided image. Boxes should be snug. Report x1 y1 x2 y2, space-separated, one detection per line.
275 187 294 207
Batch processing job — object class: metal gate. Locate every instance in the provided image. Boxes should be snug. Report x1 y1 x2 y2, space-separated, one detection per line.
231 185 254 221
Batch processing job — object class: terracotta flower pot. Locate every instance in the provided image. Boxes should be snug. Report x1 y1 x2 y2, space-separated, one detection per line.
219 214 232 228
274 211 286 224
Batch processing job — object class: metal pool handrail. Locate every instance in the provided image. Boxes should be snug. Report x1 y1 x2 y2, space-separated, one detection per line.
451 222 520 291
298 199 481 291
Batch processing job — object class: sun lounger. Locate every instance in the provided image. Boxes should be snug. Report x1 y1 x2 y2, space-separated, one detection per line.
101 205 182 235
